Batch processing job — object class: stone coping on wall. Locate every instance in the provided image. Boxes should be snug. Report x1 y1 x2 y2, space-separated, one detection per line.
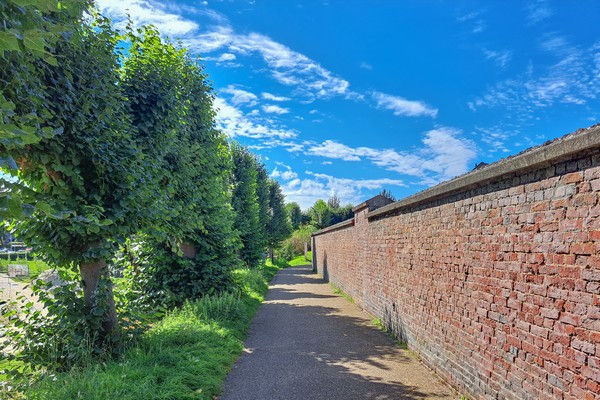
368 123 600 220
311 218 354 237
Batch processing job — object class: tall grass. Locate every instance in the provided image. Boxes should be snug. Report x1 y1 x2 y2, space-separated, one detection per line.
10 264 279 400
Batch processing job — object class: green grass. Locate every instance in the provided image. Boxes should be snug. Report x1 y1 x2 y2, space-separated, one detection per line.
330 283 355 304
0 258 52 281
288 251 311 266
331 287 409 350
11 263 279 400
267 252 312 269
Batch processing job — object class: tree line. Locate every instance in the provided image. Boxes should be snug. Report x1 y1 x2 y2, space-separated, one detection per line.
0 0 290 350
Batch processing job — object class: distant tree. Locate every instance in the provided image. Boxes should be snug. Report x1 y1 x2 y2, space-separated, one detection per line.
379 189 396 202
255 163 271 250
285 202 302 230
309 199 331 229
231 143 263 267
300 209 312 226
267 179 292 261
330 204 354 225
327 195 341 210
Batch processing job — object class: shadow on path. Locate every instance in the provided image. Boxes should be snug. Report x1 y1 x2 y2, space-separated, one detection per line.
220 265 456 400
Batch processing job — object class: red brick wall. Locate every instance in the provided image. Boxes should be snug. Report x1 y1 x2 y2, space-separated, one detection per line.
313 148 600 400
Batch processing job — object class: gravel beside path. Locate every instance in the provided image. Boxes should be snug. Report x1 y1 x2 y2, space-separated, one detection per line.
220 265 458 400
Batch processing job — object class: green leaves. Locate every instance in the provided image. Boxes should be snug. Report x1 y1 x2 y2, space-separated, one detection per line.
0 31 20 52
22 30 45 53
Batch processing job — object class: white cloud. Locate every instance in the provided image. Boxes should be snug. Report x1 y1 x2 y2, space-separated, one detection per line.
277 168 405 209
96 0 198 36
420 128 478 179
477 126 514 154
270 166 298 181
213 98 296 139
306 127 477 183
360 62 373 70
307 140 361 161
483 48 512 68
526 0 553 25
372 91 438 118
187 30 353 99
221 85 258 106
262 104 290 114
456 10 486 34
217 53 236 61
262 92 290 102
471 40 600 115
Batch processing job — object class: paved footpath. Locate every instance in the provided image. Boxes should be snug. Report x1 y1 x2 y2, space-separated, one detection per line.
220 265 458 400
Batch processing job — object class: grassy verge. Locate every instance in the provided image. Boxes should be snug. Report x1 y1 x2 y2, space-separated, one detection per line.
13 263 278 400
330 283 355 304
0 258 52 281
269 252 312 269
288 251 311 266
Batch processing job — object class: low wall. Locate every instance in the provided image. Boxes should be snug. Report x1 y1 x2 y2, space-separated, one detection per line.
312 125 600 400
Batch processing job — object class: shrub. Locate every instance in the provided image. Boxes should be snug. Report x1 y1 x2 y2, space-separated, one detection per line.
277 225 317 260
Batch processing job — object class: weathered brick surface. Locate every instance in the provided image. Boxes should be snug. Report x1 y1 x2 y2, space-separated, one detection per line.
313 149 600 400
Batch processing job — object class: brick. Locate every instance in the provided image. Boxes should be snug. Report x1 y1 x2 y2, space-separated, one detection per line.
313 149 600 400
571 339 596 355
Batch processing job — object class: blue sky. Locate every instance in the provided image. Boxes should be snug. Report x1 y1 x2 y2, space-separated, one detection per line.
98 0 600 209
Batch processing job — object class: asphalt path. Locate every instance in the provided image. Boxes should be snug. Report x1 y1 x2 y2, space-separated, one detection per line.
220 265 457 400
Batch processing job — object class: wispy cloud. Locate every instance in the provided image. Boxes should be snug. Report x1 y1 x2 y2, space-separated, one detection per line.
526 0 553 25
96 0 361 101
456 10 486 34
187 29 353 99
477 126 515 154
97 0 426 114
262 92 290 102
220 85 258 106
306 127 477 183
360 62 373 70
276 168 405 209
307 140 361 161
262 104 290 114
270 164 299 181
372 91 438 118
469 39 600 116
483 48 513 68
97 0 198 36
203 52 241 67
214 98 297 140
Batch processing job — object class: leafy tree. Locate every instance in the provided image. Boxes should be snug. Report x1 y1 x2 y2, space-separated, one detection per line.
3 11 140 340
300 209 312 226
330 204 354 225
255 162 271 250
0 0 86 151
285 202 302 230
231 143 263 267
0 0 88 220
119 25 240 306
267 179 292 261
327 195 341 210
309 199 331 229
379 189 396 201
276 224 318 261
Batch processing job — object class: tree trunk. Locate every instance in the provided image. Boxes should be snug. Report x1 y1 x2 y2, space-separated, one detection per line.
269 247 274 263
79 259 118 340
180 241 197 259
